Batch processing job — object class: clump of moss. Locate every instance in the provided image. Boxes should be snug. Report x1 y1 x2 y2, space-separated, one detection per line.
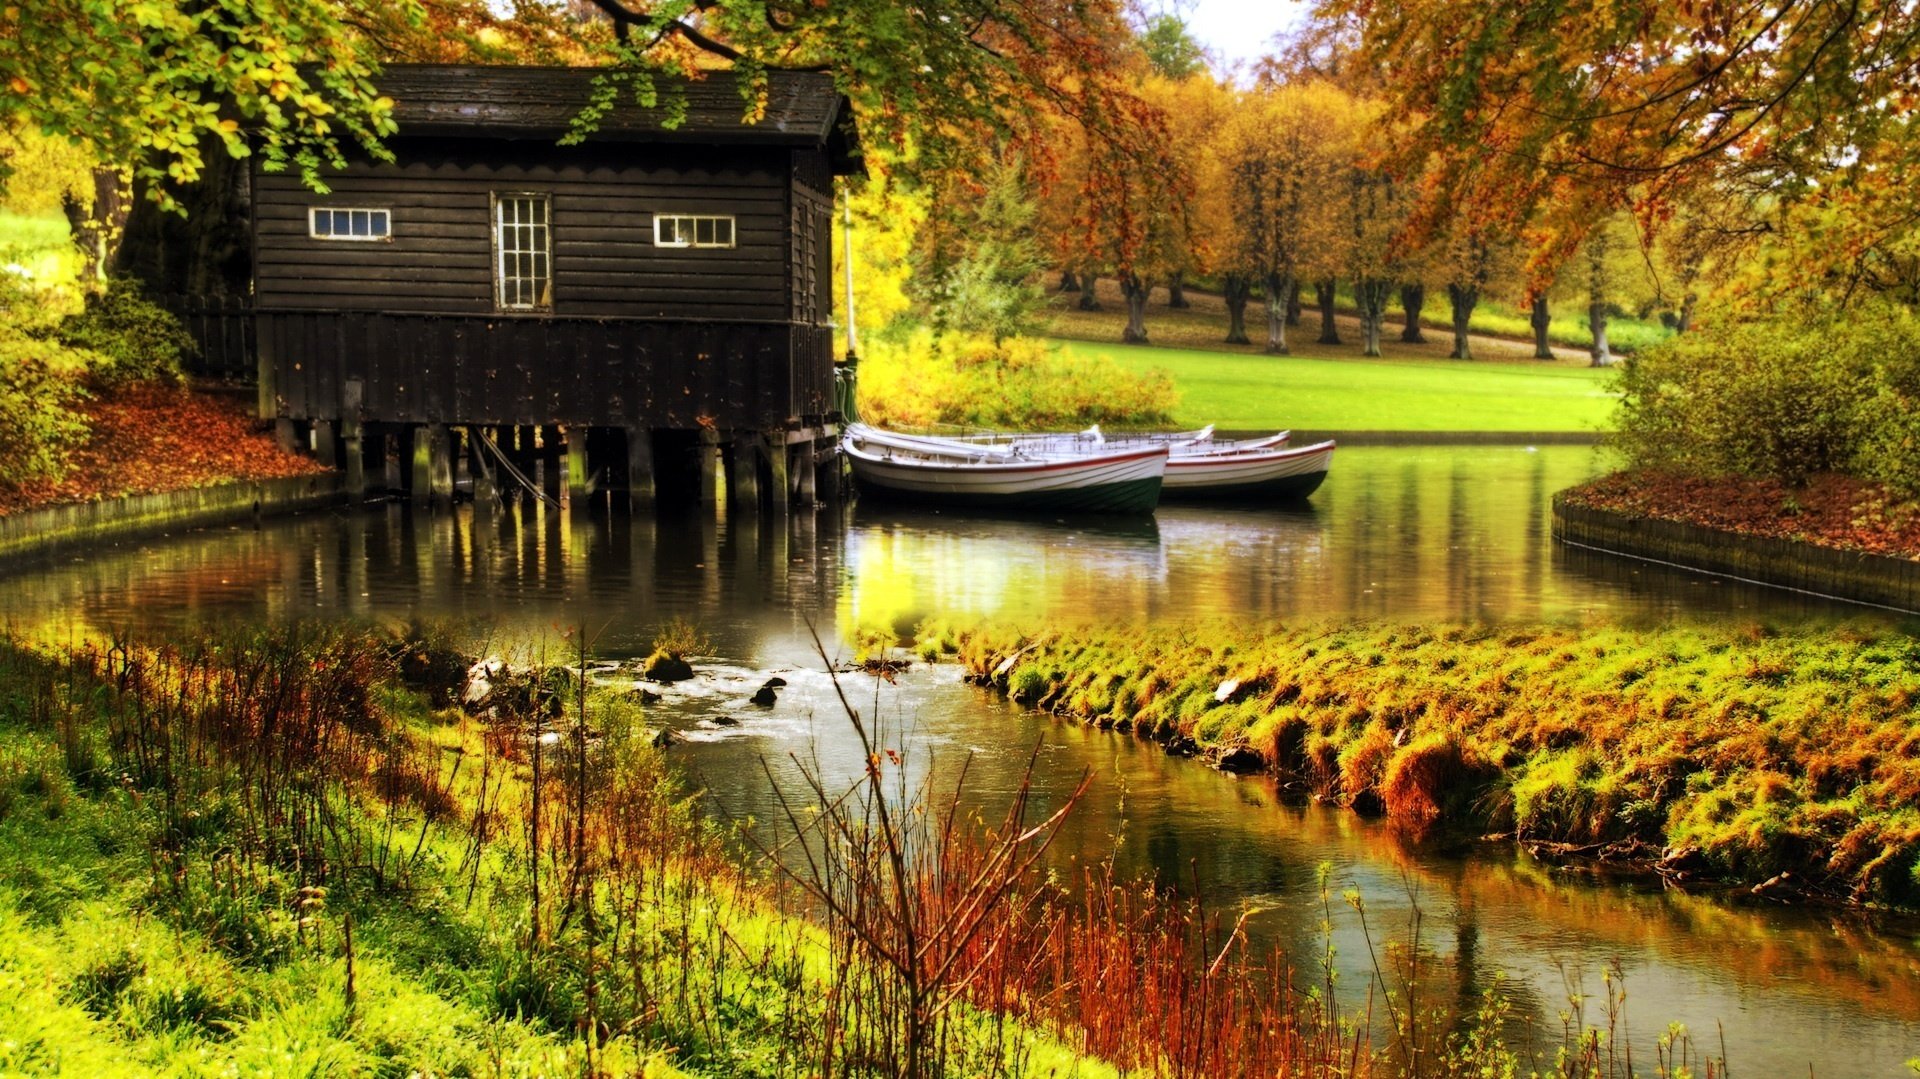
955 618 1920 908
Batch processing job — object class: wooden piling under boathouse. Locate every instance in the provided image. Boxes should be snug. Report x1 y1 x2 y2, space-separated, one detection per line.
250 64 860 512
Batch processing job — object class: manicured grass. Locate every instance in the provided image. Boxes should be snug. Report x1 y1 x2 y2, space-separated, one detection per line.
1052 338 1618 432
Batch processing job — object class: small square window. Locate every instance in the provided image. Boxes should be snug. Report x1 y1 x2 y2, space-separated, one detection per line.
654 214 735 249
309 207 390 241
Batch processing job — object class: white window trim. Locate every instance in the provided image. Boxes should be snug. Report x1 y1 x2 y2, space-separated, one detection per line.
654 214 736 249
308 207 391 241
492 192 553 312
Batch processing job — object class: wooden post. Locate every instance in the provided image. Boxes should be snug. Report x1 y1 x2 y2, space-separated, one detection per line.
539 425 564 497
342 419 366 501
565 426 591 502
429 425 455 507
313 419 339 470
469 427 496 506
380 426 402 493
794 438 818 506
410 425 433 504
764 431 790 510
695 427 720 504
627 427 655 511
275 417 301 454
726 432 759 508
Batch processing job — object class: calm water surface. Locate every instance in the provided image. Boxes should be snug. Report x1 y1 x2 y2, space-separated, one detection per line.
2 445 1915 1075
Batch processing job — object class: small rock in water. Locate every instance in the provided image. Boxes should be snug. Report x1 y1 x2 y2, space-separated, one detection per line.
710 716 740 727
1215 745 1266 773
650 728 678 748
637 688 662 704
643 650 694 683
750 686 778 707
762 676 787 689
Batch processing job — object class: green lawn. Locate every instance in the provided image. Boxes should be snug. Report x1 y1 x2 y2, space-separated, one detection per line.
1055 338 1619 432
0 210 82 291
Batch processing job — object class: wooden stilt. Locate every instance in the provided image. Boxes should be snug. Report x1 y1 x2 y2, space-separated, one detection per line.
429 425 455 507
627 427 655 510
695 427 720 504
379 425 402 493
410 425 433 504
275 417 300 454
727 432 760 508
565 426 591 502
470 427 496 505
342 419 366 501
539 425 564 496
794 438 818 505
312 420 340 470
764 431 790 510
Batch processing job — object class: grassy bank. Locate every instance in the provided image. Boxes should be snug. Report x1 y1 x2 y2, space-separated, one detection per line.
0 623 1713 1078
945 620 1920 909
1053 340 1616 432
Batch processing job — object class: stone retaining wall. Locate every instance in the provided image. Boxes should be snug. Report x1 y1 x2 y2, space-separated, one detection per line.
0 474 345 568
1552 493 1920 612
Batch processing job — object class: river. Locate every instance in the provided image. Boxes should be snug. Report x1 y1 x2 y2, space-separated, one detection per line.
1 444 1914 1075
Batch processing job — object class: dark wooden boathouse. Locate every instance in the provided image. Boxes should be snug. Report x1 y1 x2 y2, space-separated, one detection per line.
252 64 860 508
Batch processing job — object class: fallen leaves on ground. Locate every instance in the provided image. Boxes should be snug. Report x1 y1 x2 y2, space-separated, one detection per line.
1566 470 1920 560
0 384 327 516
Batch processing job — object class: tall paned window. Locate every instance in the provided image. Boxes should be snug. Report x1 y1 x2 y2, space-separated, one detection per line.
494 194 552 310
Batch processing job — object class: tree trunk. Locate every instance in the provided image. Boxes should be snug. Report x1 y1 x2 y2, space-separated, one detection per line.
1286 279 1302 326
1529 295 1554 360
114 142 252 296
1677 292 1697 333
1398 282 1428 343
1356 279 1393 357
1223 274 1251 345
62 167 130 285
1121 273 1149 343
1077 271 1101 311
1588 302 1612 366
1315 279 1341 344
1167 270 1190 308
1447 283 1478 359
1058 270 1079 292
1263 272 1293 354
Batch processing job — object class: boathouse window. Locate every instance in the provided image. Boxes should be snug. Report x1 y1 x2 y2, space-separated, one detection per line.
654 214 735 249
308 207 390 241
493 193 552 310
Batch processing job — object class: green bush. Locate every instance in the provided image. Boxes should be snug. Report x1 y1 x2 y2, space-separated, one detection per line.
1613 302 1920 493
859 328 1178 430
55 279 193 387
0 321 90 486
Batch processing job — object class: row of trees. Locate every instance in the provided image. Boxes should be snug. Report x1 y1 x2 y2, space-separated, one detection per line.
1025 29 1686 365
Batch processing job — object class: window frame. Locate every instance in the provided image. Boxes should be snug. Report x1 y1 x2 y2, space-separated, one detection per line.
653 214 736 250
307 207 392 242
491 191 554 312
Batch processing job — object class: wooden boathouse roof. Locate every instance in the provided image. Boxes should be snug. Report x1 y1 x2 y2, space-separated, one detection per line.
375 64 862 171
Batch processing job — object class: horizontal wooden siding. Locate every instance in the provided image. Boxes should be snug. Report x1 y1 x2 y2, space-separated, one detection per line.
253 144 791 320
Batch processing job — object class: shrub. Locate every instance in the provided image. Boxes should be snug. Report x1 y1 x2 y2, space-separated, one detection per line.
0 325 89 485
858 328 1177 430
1613 301 1920 493
54 279 194 387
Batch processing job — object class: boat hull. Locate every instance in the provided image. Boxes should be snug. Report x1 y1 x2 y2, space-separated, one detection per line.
1160 442 1335 501
845 443 1167 515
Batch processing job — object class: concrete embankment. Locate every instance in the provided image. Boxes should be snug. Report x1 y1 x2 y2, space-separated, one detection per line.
1552 492 1920 612
0 473 345 568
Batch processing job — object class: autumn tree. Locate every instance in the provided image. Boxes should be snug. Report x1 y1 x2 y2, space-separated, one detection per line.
1216 81 1360 354
1320 0 1920 309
